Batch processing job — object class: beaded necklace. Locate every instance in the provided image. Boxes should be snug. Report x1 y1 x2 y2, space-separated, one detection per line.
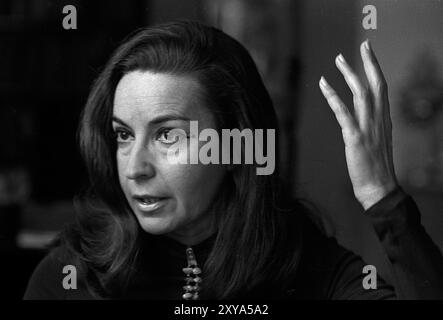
182 247 202 300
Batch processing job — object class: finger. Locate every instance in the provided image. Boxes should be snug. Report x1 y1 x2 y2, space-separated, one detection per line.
360 39 388 114
360 40 393 152
335 53 371 131
319 76 358 134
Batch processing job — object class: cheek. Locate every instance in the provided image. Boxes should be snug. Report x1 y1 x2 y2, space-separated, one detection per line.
165 162 225 208
116 152 128 189
164 135 226 207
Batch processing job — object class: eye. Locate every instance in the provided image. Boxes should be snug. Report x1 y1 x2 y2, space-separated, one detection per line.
114 128 133 143
157 128 186 145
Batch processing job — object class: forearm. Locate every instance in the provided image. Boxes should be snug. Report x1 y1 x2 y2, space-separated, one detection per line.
366 187 443 299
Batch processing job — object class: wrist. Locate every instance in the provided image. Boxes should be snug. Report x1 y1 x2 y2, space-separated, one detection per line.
357 182 399 210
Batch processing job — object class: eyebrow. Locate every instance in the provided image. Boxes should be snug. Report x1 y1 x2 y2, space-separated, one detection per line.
111 114 191 128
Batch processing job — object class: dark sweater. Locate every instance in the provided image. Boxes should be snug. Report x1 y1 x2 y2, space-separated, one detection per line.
23 187 443 300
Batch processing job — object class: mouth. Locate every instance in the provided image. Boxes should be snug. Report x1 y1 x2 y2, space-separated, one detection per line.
132 195 168 213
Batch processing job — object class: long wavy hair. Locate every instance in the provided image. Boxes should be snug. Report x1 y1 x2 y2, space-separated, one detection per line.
56 20 304 299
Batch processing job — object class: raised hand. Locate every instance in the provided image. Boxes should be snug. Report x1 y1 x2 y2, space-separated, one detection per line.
319 40 399 210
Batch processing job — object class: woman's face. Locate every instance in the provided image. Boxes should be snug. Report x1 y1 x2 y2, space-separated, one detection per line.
113 71 227 245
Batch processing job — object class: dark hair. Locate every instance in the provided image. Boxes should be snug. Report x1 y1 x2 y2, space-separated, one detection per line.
57 20 303 299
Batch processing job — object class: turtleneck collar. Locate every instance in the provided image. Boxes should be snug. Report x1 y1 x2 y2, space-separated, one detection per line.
137 230 217 272
153 232 216 258
120 231 217 299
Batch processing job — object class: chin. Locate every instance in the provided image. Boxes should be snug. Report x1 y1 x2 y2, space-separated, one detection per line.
136 216 177 235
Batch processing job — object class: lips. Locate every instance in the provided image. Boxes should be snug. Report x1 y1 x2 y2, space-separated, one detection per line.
133 195 165 204
132 195 168 213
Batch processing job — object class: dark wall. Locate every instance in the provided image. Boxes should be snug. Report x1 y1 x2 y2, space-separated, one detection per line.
0 0 147 202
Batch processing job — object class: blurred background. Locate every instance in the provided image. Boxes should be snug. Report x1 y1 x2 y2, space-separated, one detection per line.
0 0 442 299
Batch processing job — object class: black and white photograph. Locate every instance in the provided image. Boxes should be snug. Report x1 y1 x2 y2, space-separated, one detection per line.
0 0 442 310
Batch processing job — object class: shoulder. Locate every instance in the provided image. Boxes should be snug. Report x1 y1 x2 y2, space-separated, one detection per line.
290 210 394 299
23 246 69 299
299 213 361 273
287 201 362 270
288 208 364 299
23 245 95 300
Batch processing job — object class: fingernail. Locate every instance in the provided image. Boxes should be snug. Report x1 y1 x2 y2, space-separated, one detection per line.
337 54 345 64
364 39 371 51
319 76 327 87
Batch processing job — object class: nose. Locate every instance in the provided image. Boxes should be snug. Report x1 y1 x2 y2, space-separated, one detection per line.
125 141 156 181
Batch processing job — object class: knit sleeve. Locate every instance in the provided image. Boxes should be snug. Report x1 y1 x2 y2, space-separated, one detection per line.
296 187 443 300
364 186 443 299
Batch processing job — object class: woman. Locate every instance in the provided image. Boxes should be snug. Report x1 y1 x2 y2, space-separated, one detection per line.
24 21 443 300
